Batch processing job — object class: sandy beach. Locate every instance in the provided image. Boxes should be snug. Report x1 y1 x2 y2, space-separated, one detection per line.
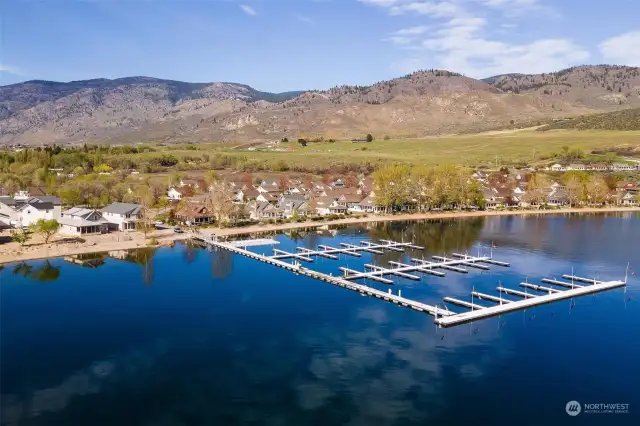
1 206 638 265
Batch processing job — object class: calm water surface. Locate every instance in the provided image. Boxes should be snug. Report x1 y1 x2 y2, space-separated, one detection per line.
1 213 639 426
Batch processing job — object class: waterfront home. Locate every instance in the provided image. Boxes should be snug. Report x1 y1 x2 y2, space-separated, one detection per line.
338 194 365 211
175 204 214 225
616 191 639 206
59 208 109 235
278 195 308 218
547 189 570 206
167 186 194 201
101 202 142 231
482 187 503 209
248 201 284 220
355 192 386 214
0 195 62 228
312 196 337 215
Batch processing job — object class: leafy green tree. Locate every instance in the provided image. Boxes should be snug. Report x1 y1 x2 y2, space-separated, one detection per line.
366 134 374 142
59 188 84 206
30 219 60 244
11 229 31 246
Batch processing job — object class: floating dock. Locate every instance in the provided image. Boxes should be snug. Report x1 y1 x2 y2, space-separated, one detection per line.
193 234 628 329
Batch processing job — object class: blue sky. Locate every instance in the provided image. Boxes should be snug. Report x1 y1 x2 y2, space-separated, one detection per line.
1 0 639 92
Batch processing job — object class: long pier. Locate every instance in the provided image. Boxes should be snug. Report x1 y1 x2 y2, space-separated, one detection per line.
436 279 626 328
194 235 452 317
193 233 627 329
341 255 509 281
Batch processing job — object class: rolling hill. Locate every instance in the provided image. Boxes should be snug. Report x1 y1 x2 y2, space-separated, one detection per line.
1 65 640 145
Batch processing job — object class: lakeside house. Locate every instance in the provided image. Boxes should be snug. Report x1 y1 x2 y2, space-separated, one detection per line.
248 201 284 220
58 208 109 235
101 202 142 231
0 195 62 228
175 204 214 225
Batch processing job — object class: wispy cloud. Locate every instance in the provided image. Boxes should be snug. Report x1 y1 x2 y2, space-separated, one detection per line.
0 64 20 74
599 31 640 66
363 0 587 77
240 5 257 16
297 15 316 26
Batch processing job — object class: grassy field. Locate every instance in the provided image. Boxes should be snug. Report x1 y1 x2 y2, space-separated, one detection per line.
209 130 640 167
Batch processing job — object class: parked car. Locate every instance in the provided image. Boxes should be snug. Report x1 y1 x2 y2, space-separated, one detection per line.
154 220 163 225
173 227 184 233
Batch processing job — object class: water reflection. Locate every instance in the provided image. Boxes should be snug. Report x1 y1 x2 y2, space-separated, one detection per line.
12 261 61 282
121 248 156 286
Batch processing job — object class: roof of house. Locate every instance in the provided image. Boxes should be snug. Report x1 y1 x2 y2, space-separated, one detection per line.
176 204 213 218
27 186 47 196
313 196 336 208
242 188 260 198
32 195 61 205
339 193 365 203
326 187 359 198
0 196 17 206
258 192 279 201
59 208 107 226
252 201 283 214
170 186 194 196
358 194 380 207
18 201 54 211
102 202 142 215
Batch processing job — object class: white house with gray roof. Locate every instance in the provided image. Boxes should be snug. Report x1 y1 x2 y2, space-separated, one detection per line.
101 202 142 231
59 208 108 235
0 195 61 228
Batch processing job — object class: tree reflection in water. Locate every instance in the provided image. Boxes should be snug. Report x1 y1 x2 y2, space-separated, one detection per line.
12 260 61 282
124 248 156 286
210 247 233 280
366 217 485 261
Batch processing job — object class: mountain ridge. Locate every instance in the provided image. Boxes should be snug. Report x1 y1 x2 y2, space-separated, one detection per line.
2 65 639 145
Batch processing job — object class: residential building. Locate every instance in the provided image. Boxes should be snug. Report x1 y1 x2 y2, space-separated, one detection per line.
550 164 566 172
59 208 109 235
355 192 386 213
0 195 62 227
101 202 142 231
175 204 214 225
167 186 194 201
612 163 636 171
278 195 308 218
248 201 284 220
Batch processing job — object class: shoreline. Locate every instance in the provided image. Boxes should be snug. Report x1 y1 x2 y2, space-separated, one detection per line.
1 206 638 265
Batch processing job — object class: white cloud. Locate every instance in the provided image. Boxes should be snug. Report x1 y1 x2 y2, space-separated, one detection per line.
599 31 640 66
297 15 316 26
0 64 19 73
386 26 431 45
366 0 588 76
392 25 430 36
239 5 257 16
390 1 461 17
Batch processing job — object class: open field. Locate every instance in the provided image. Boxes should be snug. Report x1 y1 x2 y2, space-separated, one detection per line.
208 130 640 168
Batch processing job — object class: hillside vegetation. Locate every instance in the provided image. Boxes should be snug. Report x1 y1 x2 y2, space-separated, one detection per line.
539 108 640 131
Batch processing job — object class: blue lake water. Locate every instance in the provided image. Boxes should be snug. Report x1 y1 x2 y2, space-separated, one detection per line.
1 213 639 426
